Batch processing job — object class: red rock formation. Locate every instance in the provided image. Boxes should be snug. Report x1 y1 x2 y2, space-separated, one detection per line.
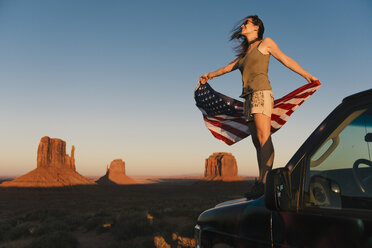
203 152 243 181
97 159 137 185
0 136 95 187
37 137 76 170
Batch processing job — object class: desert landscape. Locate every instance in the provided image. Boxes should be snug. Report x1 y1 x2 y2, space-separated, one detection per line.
0 137 256 248
0 178 256 248
1 1 368 247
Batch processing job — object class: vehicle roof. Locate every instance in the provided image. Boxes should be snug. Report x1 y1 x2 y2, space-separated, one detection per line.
343 88 372 103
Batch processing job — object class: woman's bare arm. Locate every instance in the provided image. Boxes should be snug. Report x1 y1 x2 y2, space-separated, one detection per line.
262 37 318 83
199 58 239 84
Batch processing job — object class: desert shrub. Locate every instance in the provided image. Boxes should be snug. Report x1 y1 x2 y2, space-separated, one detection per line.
117 206 146 216
177 223 195 238
5 222 32 240
186 208 205 221
149 205 200 220
112 212 153 241
0 217 17 226
21 209 67 222
121 236 154 248
93 208 111 217
25 231 78 248
33 219 70 236
64 214 87 231
22 209 66 222
108 236 154 248
47 209 66 218
167 208 196 218
104 242 122 248
22 209 48 222
152 219 177 240
84 214 114 233
84 216 104 231
148 208 164 219
0 219 14 241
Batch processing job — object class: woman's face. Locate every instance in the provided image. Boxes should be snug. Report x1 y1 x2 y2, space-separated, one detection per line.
241 18 258 35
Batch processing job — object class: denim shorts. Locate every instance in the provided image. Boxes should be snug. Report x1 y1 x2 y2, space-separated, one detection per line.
243 90 274 122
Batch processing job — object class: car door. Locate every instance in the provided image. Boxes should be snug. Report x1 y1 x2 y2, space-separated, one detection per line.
274 102 372 248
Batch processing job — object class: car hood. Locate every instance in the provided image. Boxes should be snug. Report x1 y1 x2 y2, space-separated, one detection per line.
197 196 270 235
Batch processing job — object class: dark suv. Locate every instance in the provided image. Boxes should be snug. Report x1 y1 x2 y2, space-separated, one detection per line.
195 89 372 248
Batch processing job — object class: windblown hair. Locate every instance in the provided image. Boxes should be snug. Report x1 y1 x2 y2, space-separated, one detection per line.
230 15 265 58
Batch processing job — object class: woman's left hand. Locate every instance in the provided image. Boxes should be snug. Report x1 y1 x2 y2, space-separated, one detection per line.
306 75 319 83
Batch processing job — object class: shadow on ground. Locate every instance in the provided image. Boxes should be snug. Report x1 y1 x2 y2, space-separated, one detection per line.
0 180 256 248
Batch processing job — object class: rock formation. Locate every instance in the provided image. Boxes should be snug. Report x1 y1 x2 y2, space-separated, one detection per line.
97 159 137 185
0 136 96 187
37 137 76 170
203 152 243 181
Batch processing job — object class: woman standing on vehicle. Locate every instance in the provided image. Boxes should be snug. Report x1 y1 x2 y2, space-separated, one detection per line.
199 15 318 185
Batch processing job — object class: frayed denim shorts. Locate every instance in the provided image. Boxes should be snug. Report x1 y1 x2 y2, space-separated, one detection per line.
243 90 274 122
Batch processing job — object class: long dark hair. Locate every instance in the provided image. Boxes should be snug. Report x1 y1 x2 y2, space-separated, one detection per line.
230 15 265 58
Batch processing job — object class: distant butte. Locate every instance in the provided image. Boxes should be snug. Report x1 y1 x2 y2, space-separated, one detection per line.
0 136 96 187
203 152 243 181
96 159 137 185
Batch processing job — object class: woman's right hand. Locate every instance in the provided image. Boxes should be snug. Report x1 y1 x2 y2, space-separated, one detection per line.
199 74 209 84
306 75 319 84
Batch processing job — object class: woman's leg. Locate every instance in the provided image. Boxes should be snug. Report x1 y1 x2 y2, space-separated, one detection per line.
253 113 274 183
247 121 262 173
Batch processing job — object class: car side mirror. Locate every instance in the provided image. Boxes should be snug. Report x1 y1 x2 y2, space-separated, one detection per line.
265 167 295 211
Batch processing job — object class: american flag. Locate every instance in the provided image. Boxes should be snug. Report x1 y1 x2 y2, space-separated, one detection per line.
194 80 321 145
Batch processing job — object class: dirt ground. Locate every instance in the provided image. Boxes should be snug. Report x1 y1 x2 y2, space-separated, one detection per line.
0 179 256 248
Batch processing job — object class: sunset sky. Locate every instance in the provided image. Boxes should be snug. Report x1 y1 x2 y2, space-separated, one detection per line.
0 0 371 177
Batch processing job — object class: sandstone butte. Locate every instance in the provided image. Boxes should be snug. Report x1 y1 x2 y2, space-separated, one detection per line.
97 159 137 185
203 152 243 181
0 136 96 187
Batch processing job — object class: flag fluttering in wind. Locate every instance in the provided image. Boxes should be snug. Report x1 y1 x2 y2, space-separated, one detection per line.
194 81 321 145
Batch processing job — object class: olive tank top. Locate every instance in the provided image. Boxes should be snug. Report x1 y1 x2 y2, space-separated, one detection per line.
236 41 271 97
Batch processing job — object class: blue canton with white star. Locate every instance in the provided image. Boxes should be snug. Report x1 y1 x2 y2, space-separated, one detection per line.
195 83 237 116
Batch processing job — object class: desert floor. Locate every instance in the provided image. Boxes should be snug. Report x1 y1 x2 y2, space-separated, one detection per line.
0 179 256 248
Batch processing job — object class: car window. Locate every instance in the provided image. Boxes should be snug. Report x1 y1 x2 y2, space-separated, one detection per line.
304 104 372 210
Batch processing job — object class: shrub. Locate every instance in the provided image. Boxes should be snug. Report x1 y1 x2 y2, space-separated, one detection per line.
47 209 66 218
177 223 195 238
92 209 111 217
64 214 87 231
33 219 70 236
148 208 164 219
0 220 14 241
6 222 32 240
22 209 66 222
22 209 48 222
110 236 154 248
25 231 78 248
117 207 146 216
152 219 177 240
112 212 153 241
121 236 154 248
84 215 114 233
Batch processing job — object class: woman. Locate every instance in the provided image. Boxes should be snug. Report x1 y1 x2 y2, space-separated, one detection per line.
199 15 318 185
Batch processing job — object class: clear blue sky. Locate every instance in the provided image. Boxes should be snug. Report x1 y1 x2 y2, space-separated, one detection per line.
0 0 371 177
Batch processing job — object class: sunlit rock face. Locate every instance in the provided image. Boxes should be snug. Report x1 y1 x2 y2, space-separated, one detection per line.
204 152 243 181
37 136 76 170
97 159 137 185
0 136 96 187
